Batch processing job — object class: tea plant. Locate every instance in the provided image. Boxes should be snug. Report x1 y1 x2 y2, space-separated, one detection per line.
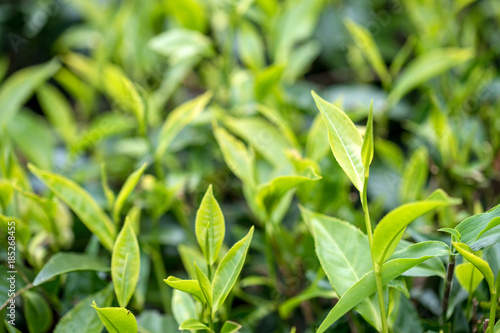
1 0 500 332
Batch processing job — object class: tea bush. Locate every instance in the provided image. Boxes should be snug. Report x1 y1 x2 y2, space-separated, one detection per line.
0 0 500 332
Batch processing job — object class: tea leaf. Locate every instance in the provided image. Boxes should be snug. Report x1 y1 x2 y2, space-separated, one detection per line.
400 147 428 203
302 207 381 330
455 263 484 294
37 83 77 146
91 302 137 333
312 91 364 191
100 163 115 210
452 242 494 289
212 226 254 312
148 29 213 64
54 284 114 333
172 290 196 326
195 185 225 265
455 204 500 251
23 291 53 333
0 59 60 127
238 21 265 70
361 102 374 176
213 125 255 187
164 277 204 302
194 261 212 306
28 164 116 250
372 189 459 265
221 321 242 333
388 48 474 105
113 162 147 223
156 91 212 159
33 253 110 286
112 218 140 308
179 319 210 330
317 241 449 333
345 19 390 86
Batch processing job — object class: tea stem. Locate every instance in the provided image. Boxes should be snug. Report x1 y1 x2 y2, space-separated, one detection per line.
488 290 497 332
442 254 456 325
362 188 388 333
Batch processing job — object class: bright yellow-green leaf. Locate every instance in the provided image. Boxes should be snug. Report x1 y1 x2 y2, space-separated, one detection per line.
37 83 77 146
164 277 204 302
194 262 212 306
91 302 137 333
238 21 265 70
28 164 116 250
400 147 428 203
195 185 225 265
345 19 390 86
100 163 115 211
179 319 210 330
112 219 140 308
312 91 364 191
452 242 494 290
456 262 484 294
212 227 254 312
372 189 459 265
113 162 148 223
213 125 255 187
361 101 374 177
155 91 212 159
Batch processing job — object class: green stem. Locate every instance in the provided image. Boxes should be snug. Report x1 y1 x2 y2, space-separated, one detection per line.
442 254 456 326
488 290 497 333
362 187 388 333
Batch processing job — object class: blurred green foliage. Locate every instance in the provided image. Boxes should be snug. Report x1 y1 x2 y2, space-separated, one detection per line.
0 0 500 332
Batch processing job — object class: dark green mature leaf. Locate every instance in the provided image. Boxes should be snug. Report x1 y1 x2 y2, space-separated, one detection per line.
91 302 137 333
301 207 381 330
33 253 110 286
388 48 473 105
156 91 212 159
212 227 254 312
195 185 225 265
0 59 60 127
317 241 449 333
54 284 114 333
112 219 140 308
23 291 53 333
372 189 459 265
312 91 364 191
28 164 116 250
113 162 147 223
